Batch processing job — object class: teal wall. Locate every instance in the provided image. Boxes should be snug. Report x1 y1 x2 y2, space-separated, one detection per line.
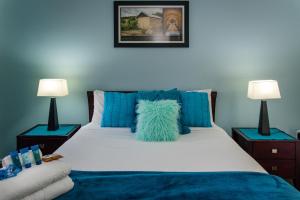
1 0 300 158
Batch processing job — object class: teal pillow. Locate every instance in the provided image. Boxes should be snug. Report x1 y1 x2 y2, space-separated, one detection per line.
135 100 180 142
131 89 190 135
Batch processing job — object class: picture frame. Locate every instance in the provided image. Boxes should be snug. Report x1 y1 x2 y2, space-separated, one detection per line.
114 1 189 47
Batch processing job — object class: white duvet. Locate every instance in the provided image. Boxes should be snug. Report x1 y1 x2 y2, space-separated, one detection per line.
56 123 266 173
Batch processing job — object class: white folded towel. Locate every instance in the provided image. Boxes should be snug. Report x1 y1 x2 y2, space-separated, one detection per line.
22 176 74 200
0 160 72 200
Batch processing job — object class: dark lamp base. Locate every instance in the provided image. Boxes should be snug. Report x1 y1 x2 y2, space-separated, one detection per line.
258 100 270 136
48 98 59 131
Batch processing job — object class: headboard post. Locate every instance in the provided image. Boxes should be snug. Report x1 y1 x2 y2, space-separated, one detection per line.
87 91 217 122
211 91 217 122
87 91 94 122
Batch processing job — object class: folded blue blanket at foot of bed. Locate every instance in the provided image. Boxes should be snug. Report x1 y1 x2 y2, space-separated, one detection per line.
57 171 300 200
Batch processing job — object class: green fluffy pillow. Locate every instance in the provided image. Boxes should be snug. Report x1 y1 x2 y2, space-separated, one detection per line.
135 100 180 141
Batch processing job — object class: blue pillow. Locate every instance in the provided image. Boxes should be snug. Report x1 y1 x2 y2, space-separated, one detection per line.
131 89 190 134
101 92 136 127
181 92 212 127
136 89 178 101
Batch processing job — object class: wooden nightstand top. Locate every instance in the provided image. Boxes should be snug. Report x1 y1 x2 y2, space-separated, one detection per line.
18 124 81 138
232 128 296 141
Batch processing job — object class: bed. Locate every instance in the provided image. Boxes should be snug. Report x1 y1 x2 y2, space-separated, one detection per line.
55 91 300 200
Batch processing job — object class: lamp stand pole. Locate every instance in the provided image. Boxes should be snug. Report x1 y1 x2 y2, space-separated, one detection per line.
48 98 59 131
258 100 270 136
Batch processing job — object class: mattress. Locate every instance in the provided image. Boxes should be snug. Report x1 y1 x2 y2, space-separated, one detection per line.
56 123 266 173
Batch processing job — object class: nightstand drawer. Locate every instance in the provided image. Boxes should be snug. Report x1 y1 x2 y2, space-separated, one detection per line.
253 142 295 160
17 138 66 155
258 160 295 178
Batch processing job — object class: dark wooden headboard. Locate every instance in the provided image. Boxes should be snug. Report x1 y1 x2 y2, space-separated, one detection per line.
87 91 217 122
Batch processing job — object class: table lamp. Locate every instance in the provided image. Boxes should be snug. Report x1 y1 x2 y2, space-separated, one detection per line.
247 80 281 136
37 79 68 131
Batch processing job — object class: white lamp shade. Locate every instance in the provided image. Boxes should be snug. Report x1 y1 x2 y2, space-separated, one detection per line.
37 79 68 97
247 80 281 100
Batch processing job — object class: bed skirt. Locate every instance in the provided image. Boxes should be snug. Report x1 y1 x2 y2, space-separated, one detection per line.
57 171 300 200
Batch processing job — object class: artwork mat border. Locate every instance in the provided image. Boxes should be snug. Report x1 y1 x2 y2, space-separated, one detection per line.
114 1 189 48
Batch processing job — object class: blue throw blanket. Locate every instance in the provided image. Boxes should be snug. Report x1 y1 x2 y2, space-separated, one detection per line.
57 171 300 200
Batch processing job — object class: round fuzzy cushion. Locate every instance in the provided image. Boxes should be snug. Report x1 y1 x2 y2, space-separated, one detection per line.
135 100 180 142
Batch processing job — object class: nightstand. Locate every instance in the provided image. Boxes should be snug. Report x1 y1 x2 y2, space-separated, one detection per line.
232 128 300 190
17 124 81 155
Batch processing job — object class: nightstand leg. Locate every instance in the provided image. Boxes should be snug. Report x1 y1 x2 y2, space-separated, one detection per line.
295 179 300 190
296 141 300 190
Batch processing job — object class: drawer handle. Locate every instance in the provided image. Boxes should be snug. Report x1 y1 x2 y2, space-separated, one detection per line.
271 148 278 154
271 166 278 171
39 144 45 149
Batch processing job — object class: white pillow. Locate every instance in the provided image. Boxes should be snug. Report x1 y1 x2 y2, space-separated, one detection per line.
91 90 104 125
187 89 215 126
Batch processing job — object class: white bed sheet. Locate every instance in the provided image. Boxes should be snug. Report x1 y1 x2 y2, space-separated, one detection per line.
56 123 266 173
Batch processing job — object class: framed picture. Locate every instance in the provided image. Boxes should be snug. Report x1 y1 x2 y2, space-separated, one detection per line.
114 1 189 47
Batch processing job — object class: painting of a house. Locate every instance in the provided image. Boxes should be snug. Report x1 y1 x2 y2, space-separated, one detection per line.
137 12 162 34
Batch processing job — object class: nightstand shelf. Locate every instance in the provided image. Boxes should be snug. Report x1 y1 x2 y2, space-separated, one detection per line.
17 124 81 155
232 127 300 190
